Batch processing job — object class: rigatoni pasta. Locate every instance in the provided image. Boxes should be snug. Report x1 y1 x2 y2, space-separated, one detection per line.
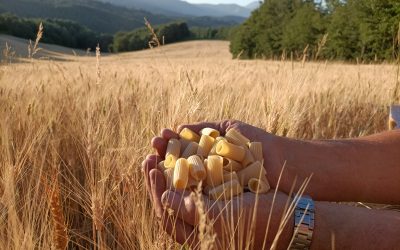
216 140 246 162
180 128 201 142
249 142 263 162
248 178 270 194
173 158 190 190
188 155 206 181
161 127 270 200
197 135 215 157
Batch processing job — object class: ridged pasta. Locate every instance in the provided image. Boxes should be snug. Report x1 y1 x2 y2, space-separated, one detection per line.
173 158 189 190
180 128 201 143
208 179 243 200
200 127 220 138
197 135 215 157
179 138 191 153
216 140 246 162
225 128 250 147
237 161 266 186
181 142 199 158
249 142 263 162
248 178 270 194
241 149 255 167
158 160 166 171
205 155 224 187
164 154 177 169
188 155 206 181
222 157 243 172
187 176 200 189
209 136 227 155
166 139 180 158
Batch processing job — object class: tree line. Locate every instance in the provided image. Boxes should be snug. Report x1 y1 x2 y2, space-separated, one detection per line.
230 0 400 61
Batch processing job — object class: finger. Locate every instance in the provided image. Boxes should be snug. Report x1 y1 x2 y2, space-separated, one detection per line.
146 154 162 162
161 128 179 140
150 169 166 218
151 137 167 157
141 158 159 193
161 212 198 248
177 121 222 134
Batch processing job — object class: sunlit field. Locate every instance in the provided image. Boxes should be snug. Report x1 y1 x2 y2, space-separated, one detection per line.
0 39 397 249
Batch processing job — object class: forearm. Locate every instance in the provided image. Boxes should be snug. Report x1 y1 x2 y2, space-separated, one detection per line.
311 202 400 249
267 130 400 203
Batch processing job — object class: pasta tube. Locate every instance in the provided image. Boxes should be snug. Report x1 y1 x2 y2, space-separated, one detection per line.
237 161 266 186
164 168 174 189
249 142 263 162
166 139 181 158
180 128 200 143
164 155 177 169
181 142 199 158
200 128 220 138
223 171 239 183
222 158 243 172
197 135 215 157
173 158 190 190
216 140 246 162
208 179 243 200
248 178 270 194
225 128 250 147
209 136 227 155
205 155 224 187
188 155 206 181
241 149 255 167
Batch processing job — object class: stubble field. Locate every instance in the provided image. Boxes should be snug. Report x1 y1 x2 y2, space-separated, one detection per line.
0 39 397 249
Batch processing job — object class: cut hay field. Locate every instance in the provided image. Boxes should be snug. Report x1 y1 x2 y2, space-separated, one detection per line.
0 38 398 249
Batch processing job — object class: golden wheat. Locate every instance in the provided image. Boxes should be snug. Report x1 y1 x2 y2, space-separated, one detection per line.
0 39 397 249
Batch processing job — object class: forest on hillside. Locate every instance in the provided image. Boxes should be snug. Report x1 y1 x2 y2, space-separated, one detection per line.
230 0 400 61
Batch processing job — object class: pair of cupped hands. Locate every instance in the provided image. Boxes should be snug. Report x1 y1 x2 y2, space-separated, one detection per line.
142 120 294 249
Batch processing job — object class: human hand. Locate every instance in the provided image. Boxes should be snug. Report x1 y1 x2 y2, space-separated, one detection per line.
151 120 283 189
142 154 293 249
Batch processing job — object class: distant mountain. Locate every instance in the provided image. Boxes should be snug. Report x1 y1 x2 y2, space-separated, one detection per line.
0 0 245 34
98 0 254 18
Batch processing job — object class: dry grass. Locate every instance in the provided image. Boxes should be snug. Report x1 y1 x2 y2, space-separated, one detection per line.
0 38 398 249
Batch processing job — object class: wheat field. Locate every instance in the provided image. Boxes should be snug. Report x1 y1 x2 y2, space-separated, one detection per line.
0 39 397 249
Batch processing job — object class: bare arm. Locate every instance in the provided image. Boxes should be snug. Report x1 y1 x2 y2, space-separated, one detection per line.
267 130 400 204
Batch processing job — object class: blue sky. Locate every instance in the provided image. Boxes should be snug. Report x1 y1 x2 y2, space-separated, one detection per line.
184 0 257 6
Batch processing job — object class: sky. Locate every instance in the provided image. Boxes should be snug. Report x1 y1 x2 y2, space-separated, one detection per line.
184 0 257 6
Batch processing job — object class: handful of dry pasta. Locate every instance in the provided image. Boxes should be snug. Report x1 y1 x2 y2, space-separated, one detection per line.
160 127 270 200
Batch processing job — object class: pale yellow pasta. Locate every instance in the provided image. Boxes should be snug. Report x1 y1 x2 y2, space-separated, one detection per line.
166 139 181 158
205 155 224 187
223 171 239 183
249 142 263 162
208 179 243 200
197 135 215 157
164 154 177 169
181 142 199 158
200 128 220 138
241 149 255 167
248 178 270 194
179 128 200 142
173 158 190 190
158 160 166 171
188 155 206 181
222 157 243 172
216 140 246 162
179 138 191 153
164 168 174 189
237 161 266 186
209 136 227 155
225 128 250 147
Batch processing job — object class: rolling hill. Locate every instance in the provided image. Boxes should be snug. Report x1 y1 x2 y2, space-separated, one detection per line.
0 0 245 34
98 0 259 18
